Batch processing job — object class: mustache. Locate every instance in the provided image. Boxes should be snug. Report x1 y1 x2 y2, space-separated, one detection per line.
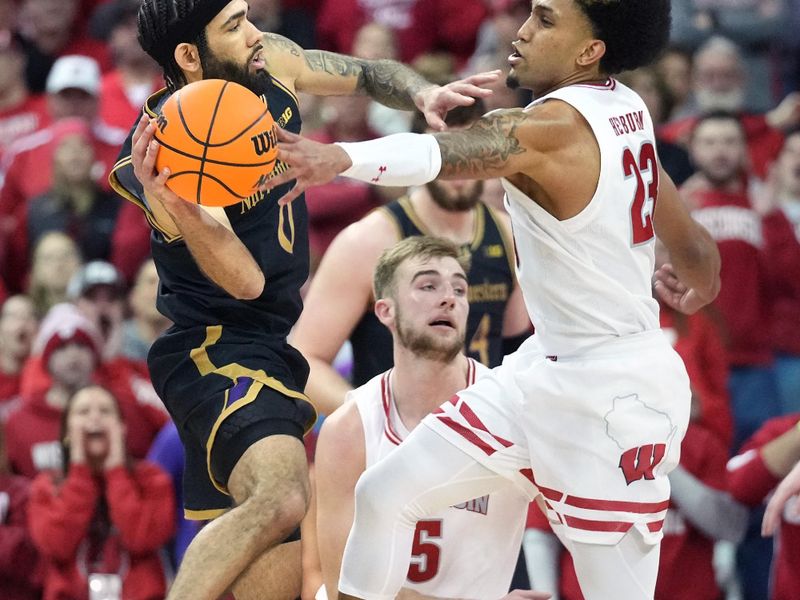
249 45 263 63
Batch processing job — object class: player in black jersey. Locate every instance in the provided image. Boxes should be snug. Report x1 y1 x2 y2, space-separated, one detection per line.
109 1 500 598
293 103 531 416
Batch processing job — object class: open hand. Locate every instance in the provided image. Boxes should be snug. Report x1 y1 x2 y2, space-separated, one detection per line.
654 263 709 315
261 127 352 206
762 459 800 536
415 70 501 131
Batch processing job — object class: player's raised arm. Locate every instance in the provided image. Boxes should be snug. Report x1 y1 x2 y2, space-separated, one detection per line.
261 32 499 131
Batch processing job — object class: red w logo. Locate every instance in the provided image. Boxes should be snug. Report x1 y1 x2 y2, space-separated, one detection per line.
618 443 667 485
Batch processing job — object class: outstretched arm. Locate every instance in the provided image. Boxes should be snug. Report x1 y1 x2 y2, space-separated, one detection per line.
263 33 499 131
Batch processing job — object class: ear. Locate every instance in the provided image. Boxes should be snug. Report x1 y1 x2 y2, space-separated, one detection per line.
174 42 202 79
374 297 395 329
577 39 606 69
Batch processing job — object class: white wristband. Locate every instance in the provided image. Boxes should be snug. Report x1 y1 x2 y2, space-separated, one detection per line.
335 133 442 187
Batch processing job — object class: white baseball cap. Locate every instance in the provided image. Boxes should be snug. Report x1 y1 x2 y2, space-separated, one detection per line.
45 55 101 96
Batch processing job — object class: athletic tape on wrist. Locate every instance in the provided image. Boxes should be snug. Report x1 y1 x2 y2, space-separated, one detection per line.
336 133 442 187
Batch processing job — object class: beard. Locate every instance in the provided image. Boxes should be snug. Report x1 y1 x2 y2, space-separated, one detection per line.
200 46 272 97
395 307 464 364
426 179 484 213
699 163 742 188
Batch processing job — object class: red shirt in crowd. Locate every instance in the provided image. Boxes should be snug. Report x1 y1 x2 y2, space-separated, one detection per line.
0 473 42 600
28 462 174 600
727 414 800 600
0 94 50 162
6 356 168 478
689 188 774 367
98 71 162 132
762 208 800 356
0 370 22 423
660 114 784 180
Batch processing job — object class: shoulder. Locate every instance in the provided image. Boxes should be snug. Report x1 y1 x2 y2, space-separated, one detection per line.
323 209 399 269
262 32 306 84
317 399 365 467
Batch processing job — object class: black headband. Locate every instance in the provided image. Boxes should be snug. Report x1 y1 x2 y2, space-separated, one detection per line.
152 0 231 63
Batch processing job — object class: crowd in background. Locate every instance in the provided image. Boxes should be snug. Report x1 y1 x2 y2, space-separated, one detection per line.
1 0 799 599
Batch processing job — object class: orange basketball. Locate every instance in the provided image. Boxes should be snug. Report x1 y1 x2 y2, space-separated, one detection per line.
153 79 277 207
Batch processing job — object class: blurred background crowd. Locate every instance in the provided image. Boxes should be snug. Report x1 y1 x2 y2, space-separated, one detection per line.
0 0 799 599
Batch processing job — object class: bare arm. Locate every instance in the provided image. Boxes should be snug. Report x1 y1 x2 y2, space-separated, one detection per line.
653 167 721 314
132 116 264 300
315 402 366 598
291 215 395 415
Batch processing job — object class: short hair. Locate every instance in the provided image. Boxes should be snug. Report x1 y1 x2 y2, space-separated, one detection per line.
374 236 470 300
410 98 486 134
575 0 672 75
137 0 213 92
694 35 743 67
691 110 745 140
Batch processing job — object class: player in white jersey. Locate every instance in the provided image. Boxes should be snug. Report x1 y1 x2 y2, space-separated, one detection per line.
267 2 721 598
315 236 544 600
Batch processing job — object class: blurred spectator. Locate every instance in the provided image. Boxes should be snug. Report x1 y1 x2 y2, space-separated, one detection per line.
8 300 168 477
88 0 162 131
660 37 800 179
617 67 694 185
121 258 170 364
305 94 385 267
0 55 127 292
27 231 82 318
6 302 100 477
0 295 37 422
656 45 694 121
0 30 49 162
146 420 199 571
671 0 787 112
316 0 486 69
249 0 316 49
0 421 42 600
14 0 110 93
727 413 800 600
28 384 174 600
686 112 782 600
5 120 121 288
468 0 530 73
684 112 782 449
756 129 800 415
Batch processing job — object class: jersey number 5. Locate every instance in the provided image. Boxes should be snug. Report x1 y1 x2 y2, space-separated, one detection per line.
623 143 659 245
407 519 442 583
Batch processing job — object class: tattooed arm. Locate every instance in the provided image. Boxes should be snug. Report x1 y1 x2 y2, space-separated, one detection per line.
262 32 499 129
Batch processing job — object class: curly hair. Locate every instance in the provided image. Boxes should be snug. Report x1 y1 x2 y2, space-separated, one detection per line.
137 0 211 92
575 0 672 75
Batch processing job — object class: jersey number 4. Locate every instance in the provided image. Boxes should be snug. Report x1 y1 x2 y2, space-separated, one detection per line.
407 519 442 583
623 143 659 245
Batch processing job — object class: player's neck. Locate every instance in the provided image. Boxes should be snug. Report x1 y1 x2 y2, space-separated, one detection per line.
390 351 470 430
410 189 475 246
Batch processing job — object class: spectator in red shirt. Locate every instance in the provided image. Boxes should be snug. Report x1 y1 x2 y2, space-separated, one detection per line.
728 414 800 600
684 111 781 449
0 295 37 422
14 0 110 93
755 129 800 415
660 36 800 179
0 421 42 600
0 55 128 292
88 0 162 132
0 30 49 162
28 384 174 600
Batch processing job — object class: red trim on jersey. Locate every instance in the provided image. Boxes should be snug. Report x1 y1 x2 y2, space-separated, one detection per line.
457 401 514 448
437 416 497 456
647 520 664 532
520 468 563 502
381 372 404 446
564 515 633 533
573 78 617 90
564 496 670 514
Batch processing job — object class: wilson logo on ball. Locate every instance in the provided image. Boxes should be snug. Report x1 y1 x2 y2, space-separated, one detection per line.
156 113 168 133
250 129 278 157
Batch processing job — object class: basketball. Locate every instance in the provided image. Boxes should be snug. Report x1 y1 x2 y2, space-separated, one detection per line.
153 79 278 207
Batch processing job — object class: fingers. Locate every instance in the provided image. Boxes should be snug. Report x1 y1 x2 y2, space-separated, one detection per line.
448 82 496 99
424 111 447 132
259 166 297 192
275 126 302 142
132 113 149 145
762 499 780 536
460 69 503 85
278 183 304 206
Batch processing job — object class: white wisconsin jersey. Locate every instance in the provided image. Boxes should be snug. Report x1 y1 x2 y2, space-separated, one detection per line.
350 359 528 599
503 79 661 356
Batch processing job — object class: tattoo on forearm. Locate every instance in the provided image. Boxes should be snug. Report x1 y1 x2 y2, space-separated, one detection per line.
303 50 430 110
435 111 527 179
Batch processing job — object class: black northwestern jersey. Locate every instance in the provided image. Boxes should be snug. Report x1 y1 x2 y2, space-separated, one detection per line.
349 197 517 386
109 78 310 391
